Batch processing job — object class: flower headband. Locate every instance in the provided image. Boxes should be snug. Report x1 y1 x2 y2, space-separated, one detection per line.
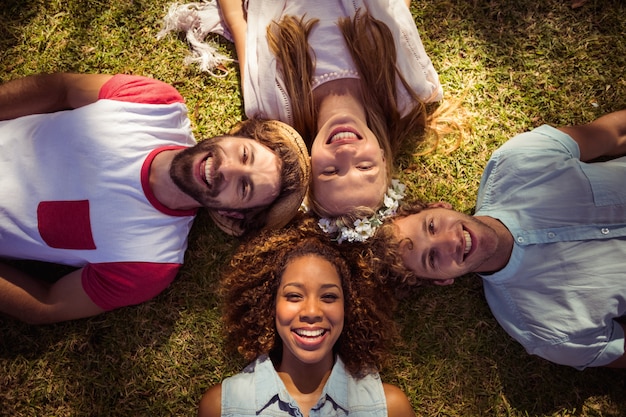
318 180 406 244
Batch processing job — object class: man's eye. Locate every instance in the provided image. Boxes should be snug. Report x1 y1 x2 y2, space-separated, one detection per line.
242 147 248 163
241 180 249 199
428 220 435 234
428 251 436 269
357 165 373 171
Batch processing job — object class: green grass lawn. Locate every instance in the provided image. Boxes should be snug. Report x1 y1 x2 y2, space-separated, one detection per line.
1 0 625 415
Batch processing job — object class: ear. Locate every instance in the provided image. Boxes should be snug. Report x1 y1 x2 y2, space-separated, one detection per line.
217 210 245 219
427 201 453 210
433 278 455 286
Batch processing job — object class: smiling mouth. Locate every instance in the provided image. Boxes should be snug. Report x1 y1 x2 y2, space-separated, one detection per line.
203 155 214 187
326 129 361 145
293 328 327 339
463 229 472 259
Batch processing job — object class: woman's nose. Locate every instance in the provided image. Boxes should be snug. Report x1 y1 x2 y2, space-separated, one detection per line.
334 144 357 159
300 299 322 323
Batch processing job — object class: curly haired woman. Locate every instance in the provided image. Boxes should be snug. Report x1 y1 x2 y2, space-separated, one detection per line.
198 216 416 416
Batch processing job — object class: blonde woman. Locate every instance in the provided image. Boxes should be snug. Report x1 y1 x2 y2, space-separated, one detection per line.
161 0 443 224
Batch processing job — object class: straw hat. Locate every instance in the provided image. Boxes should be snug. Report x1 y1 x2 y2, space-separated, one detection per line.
208 120 310 236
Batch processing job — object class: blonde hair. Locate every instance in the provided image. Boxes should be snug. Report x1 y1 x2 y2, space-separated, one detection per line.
267 12 438 223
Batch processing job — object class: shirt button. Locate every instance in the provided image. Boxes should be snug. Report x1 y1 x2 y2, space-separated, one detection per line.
517 236 524 243
601 228 610 235
547 232 556 239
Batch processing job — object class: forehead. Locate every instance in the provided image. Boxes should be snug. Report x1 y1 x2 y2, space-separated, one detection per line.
394 211 424 229
281 255 342 284
217 136 273 152
313 175 387 215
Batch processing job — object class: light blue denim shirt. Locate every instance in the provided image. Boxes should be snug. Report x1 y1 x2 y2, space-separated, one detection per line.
221 355 387 416
475 125 626 370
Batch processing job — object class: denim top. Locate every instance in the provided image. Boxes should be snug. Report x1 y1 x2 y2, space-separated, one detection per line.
221 355 387 416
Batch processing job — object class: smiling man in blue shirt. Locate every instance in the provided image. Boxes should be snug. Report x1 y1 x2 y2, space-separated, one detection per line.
388 109 626 369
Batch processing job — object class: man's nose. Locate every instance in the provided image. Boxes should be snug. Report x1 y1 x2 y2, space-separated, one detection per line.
434 230 458 256
219 160 248 179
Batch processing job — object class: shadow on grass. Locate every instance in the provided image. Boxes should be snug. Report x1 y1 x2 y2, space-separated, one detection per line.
0 1 40 65
394 278 626 416
0 211 237 415
498 359 626 416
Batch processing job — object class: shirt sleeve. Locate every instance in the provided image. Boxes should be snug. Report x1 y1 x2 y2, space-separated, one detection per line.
98 74 185 105
81 262 181 311
497 125 580 159
476 125 581 213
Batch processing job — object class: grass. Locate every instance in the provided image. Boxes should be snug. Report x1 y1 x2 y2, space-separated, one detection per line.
1 0 625 416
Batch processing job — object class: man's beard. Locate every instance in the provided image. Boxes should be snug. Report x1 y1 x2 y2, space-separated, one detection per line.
169 140 225 209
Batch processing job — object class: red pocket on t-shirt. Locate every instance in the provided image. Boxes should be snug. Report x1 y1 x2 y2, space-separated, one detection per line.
37 200 97 250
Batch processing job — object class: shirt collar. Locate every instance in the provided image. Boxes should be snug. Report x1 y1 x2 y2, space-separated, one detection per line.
254 355 298 414
313 356 349 413
253 355 350 415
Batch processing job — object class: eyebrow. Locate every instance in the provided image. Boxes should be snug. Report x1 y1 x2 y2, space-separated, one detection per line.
357 170 381 183
317 168 381 184
281 282 341 290
244 146 255 203
245 178 254 203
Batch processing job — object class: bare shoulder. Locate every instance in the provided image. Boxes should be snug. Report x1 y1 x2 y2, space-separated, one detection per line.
383 383 416 417
198 384 222 417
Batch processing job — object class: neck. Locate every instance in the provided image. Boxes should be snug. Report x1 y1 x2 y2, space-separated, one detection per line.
276 354 334 409
149 149 199 211
314 79 366 130
475 215 514 273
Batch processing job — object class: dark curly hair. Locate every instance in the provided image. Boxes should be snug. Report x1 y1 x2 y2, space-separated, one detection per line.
219 214 398 378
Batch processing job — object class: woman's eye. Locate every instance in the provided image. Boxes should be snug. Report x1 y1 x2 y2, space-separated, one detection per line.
285 293 302 301
242 147 248 163
322 293 339 302
322 168 337 176
357 165 373 171
428 220 435 234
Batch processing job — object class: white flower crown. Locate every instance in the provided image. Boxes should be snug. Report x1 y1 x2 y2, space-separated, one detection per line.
318 179 406 244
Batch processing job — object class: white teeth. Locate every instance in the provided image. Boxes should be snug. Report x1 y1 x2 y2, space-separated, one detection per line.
294 329 325 338
463 230 472 255
204 156 213 186
329 131 357 143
